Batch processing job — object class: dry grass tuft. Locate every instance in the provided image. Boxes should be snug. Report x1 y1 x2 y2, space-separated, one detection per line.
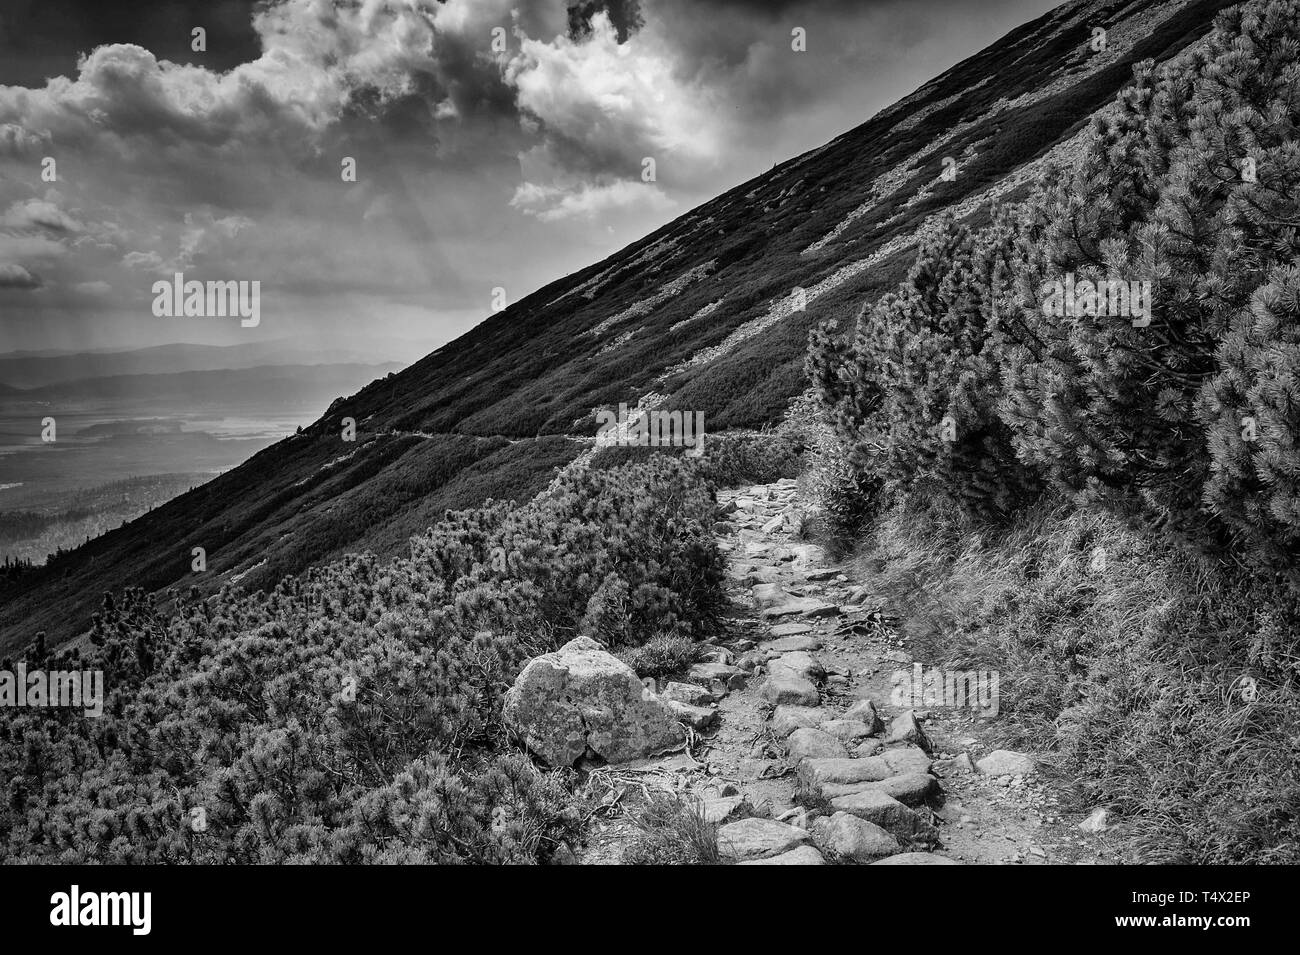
620 791 724 865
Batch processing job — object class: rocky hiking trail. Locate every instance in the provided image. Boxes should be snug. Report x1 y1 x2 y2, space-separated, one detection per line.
579 479 1121 865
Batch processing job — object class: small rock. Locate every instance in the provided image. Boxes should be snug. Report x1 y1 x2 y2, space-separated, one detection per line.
737 845 826 866
842 698 884 734
769 622 814 637
789 544 827 569
700 794 749 824
660 682 714 706
829 789 937 842
813 812 900 863
976 750 1037 777
786 727 850 760
870 852 960 865
853 739 885 758
688 662 747 687
770 651 824 681
820 773 939 807
718 817 813 862
818 719 875 742
942 752 975 775
1079 807 1110 833
761 515 785 534
800 746 933 787
762 670 820 707
751 583 790 609
771 705 828 736
885 710 933 753
664 699 718 730
760 635 823 653
762 598 840 619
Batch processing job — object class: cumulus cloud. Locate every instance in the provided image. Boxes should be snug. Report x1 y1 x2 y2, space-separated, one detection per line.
510 177 674 222
0 0 1060 351
503 10 726 220
0 198 83 233
0 263 41 289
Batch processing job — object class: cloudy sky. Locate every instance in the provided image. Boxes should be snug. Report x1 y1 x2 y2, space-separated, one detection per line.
0 0 1058 358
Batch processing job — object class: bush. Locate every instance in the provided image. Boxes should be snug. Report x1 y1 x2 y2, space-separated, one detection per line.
999 0 1300 581
0 456 726 863
807 212 1039 524
696 430 806 489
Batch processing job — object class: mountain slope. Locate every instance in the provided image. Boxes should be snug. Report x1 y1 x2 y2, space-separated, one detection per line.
0 0 1238 653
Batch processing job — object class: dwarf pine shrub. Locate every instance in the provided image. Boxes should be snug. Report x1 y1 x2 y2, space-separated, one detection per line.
0 456 725 863
1000 0 1300 580
811 0 1300 583
808 213 1039 524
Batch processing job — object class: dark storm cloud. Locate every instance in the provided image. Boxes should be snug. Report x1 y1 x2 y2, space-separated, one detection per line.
0 263 43 289
0 0 262 86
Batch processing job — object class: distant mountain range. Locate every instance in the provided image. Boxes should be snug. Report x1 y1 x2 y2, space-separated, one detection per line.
0 0 1239 653
0 339 420 390
0 362 404 406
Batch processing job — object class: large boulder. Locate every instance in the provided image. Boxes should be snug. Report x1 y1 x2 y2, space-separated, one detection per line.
503 636 686 767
